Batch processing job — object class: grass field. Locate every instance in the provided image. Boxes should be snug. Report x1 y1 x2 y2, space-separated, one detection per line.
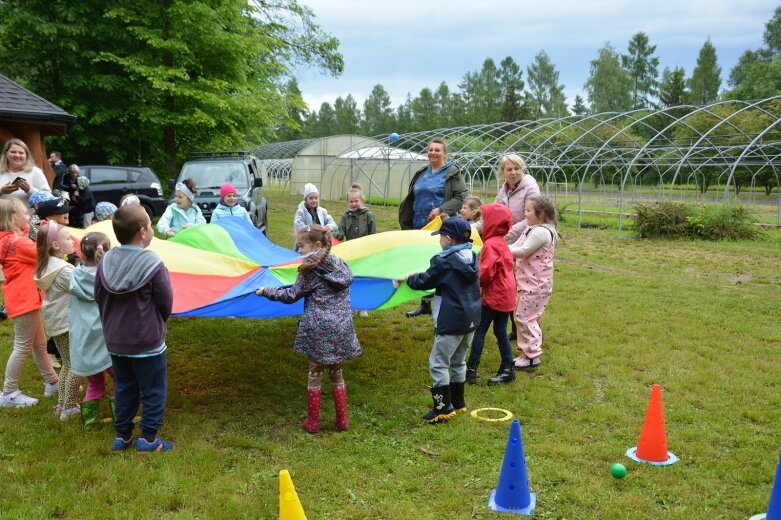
1 188 780 519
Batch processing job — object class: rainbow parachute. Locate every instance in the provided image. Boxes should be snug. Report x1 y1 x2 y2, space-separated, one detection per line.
72 217 481 319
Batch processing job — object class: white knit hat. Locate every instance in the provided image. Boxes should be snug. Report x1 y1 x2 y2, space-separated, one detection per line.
303 183 319 199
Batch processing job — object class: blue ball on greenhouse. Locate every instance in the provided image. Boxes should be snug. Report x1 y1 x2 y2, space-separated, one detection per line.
389 132 400 142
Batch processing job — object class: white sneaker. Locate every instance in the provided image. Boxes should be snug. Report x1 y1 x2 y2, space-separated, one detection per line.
0 390 39 408
49 354 61 369
44 381 59 397
59 406 81 421
513 356 541 369
358 310 369 317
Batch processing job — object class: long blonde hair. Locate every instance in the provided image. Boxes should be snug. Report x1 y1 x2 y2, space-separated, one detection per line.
0 199 27 233
35 222 67 278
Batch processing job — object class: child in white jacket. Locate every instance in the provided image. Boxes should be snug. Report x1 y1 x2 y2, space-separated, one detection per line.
293 183 338 250
34 221 80 420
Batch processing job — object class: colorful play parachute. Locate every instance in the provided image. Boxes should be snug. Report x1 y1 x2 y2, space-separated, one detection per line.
71 217 481 319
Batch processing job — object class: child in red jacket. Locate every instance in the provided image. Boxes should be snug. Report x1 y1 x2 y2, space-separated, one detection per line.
0 199 59 408
465 203 517 385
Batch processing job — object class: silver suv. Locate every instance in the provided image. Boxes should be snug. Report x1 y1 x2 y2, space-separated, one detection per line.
170 151 268 233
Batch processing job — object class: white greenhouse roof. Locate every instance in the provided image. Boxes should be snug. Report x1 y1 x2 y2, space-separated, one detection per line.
337 146 426 160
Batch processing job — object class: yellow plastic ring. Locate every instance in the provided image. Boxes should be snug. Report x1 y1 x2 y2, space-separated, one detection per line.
470 407 514 422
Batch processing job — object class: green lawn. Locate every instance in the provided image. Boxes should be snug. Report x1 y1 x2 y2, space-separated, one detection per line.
1 188 780 519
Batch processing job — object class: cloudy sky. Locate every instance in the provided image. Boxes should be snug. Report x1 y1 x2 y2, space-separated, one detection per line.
295 0 778 111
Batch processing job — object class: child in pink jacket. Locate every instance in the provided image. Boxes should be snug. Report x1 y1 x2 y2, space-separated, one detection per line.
509 196 559 369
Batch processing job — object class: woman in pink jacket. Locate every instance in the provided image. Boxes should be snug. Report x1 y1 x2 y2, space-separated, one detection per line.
494 154 541 243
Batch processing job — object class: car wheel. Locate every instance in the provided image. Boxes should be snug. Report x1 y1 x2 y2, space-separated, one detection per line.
255 208 267 234
140 203 153 219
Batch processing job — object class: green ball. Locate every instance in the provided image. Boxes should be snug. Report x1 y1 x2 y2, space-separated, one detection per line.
610 463 627 479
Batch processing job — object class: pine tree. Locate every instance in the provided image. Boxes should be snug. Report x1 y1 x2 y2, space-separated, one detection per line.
687 39 721 105
621 32 660 109
499 56 526 122
658 67 687 108
571 95 588 116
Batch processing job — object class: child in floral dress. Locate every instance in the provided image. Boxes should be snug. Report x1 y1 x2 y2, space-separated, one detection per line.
256 225 361 433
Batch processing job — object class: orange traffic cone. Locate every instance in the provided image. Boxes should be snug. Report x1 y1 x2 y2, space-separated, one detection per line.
626 384 678 466
279 470 308 520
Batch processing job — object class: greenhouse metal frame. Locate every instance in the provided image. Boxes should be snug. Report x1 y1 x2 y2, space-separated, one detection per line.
254 97 781 228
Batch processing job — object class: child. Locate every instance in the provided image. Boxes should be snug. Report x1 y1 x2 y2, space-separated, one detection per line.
92 201 117 224
0 199 59 408
402 217 480 423
509 196 559 369
119 194 140 207
95 204 174 452
465 204 516 386
75 176 96 228
336 183 376 317
34 221 80 420
210 183 252 224
336 184 376 241
157 178 206 237
256 225 361 433
293 183 338 249
459 196 482 224
27 190 56 241
36 197 81 263
69 232 115 428
64 164 83 226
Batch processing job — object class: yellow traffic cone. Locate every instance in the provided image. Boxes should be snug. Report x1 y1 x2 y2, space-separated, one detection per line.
279 470 307 520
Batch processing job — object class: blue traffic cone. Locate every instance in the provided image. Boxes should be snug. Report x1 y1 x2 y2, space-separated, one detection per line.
750 452 781 520
488 419 536 515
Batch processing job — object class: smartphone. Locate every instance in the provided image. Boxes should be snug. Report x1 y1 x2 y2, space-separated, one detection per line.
12 177 24 185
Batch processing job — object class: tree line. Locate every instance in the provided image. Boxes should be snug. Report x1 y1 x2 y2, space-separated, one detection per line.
2 1 780 184
299 8 781 139
0 0 342 177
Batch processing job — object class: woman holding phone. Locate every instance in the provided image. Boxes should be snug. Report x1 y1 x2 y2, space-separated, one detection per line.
0 139 52 211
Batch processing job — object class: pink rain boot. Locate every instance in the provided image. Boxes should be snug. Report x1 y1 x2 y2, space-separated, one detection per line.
333 385 348 432
303 389 321 434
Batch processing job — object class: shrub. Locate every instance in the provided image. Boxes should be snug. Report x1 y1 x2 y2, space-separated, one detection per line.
691 205 761 241
632 201 690 238
632 201 762 240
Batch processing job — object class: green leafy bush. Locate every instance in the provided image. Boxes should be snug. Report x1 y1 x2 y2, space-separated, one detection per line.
632 201 762 240
632 201 690 238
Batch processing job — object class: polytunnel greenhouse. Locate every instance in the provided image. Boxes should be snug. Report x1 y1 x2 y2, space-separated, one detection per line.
254 97 781 227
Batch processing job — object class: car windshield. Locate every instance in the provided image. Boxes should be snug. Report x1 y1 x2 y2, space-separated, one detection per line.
180 162 249 191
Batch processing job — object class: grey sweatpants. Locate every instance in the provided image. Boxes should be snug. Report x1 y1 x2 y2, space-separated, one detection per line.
428 331 474 387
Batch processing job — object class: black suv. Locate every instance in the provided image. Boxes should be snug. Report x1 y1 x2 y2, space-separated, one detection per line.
170 151 268 232
79 165 167 217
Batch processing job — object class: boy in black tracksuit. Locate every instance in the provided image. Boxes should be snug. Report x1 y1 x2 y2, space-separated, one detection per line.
402 217 481 423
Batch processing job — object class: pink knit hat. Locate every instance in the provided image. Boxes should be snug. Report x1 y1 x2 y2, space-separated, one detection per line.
220 183 237 200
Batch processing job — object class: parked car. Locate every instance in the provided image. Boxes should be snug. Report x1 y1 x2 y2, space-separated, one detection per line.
78 165 166 217
170 151 268 233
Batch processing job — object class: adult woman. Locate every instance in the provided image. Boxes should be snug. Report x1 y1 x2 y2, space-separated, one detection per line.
0 139 52 210
494 154 540 243
399 138 468 317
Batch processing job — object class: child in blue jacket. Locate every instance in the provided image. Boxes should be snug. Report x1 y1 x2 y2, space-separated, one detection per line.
401 217 480 423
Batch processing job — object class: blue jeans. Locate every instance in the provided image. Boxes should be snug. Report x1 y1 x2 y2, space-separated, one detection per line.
468 306 513 365
111 352 167 441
